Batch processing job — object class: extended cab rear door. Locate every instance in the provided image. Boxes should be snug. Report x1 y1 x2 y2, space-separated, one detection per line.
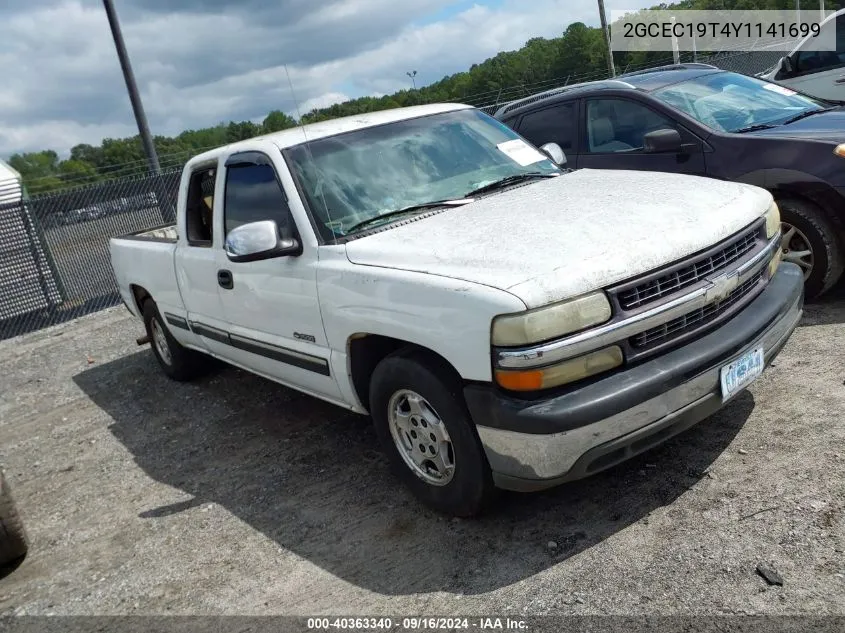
171 160 233 359
212 146 342 402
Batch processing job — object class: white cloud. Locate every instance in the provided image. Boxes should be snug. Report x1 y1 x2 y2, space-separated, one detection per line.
297 92 352 114
0 0 655 157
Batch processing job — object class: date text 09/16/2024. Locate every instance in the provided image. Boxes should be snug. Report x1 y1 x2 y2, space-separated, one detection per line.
306 617 529 630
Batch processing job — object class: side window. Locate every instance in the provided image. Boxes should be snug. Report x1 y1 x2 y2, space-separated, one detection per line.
185 166 217 246
794 17 845 74
223 162 296 240
515 102 576 151
586 99 676 154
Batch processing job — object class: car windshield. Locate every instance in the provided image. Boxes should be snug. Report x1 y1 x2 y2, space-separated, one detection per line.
284 108 560 240
651 72 827 133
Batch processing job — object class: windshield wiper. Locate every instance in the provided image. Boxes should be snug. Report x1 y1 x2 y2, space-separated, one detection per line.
463 172 559 197
733 123 779 133
345 199 474 234
781 106 838 126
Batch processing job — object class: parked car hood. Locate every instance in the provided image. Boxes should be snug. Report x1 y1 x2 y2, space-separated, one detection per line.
743 107 845 141
344 169 771 308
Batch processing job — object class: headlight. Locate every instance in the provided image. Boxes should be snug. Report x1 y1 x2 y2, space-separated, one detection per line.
491 292 612 347
834 144 845 159
764 200 781 239
495 346 623 392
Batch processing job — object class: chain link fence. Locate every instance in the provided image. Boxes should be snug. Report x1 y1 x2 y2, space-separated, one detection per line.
0 44 795 341
0 169 181 340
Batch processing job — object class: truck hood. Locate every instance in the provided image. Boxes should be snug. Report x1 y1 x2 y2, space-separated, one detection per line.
344 168 771 308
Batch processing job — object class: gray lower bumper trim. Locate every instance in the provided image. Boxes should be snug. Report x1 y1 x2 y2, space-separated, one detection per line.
477 270 803 490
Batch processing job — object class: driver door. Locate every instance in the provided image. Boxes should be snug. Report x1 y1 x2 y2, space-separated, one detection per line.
214 150 341 401
576 97 707 176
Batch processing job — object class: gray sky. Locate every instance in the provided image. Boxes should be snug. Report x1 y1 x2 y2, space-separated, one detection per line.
0 0 654 158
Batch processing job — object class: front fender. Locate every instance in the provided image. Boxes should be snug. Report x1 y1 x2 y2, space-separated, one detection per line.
317 261 527 383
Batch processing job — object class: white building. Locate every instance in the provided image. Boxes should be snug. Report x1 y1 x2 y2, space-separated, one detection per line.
0 159 23 205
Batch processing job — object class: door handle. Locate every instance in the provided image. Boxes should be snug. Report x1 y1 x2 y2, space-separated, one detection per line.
217 269 233 290
835 76 845 84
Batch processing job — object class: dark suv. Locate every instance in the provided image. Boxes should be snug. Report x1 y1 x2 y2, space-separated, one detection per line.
494 63 845 299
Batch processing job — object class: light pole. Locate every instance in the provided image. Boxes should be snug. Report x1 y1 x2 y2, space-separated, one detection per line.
406 70 417 90
597 0 616 77
102 0 160 174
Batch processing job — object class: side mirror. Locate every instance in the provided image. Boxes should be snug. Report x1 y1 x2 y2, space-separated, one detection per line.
780 55 794 76
643 129 684 154
224 220 301 263
539 142 567 167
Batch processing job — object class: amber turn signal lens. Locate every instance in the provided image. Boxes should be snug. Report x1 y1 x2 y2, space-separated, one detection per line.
495 346 623 392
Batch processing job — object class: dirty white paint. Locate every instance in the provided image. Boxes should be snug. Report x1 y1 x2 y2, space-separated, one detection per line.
344 168 772 308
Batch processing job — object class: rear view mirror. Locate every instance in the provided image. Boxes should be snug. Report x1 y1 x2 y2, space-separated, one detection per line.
643 129 684 154
539 142 567 167
224 220 301 263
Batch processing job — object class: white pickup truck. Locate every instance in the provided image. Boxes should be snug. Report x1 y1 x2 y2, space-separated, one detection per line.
109 103 804 517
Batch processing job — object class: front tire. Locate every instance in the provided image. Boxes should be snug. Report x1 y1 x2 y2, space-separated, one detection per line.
777 197 844 300
369 349 495 517
142 299 207 382
0 470 28 567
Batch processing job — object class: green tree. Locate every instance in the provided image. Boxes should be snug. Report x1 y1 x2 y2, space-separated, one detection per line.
226 121 262 143
58 159 100 185
262 110 297 133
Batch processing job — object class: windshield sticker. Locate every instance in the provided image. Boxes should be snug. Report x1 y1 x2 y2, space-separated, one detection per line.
763 83 797 96
497 139 547 167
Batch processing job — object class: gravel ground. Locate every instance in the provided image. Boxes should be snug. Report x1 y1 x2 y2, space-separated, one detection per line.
0 287 843 616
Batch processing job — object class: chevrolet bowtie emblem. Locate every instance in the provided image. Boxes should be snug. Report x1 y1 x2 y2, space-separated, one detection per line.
704 271 739 304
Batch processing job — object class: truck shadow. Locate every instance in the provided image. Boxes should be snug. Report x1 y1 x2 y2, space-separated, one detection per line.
73 351 753 596
801 280 845 327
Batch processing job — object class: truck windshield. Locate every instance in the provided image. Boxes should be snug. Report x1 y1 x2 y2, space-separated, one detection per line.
284 108 560 240
651 72 828 133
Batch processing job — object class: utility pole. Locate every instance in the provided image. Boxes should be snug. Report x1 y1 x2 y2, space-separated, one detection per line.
597 0 616 77
102 0 160 174
406 70 418 90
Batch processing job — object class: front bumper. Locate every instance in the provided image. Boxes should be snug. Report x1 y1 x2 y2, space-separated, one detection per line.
465 262 804 492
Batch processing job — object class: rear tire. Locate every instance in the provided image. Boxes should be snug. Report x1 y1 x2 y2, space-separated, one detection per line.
0 470 28 567
369 349 496 517
776 197 844 300
142 299 208 382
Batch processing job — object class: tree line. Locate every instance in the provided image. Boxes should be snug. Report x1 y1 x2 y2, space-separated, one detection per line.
6 0 839 195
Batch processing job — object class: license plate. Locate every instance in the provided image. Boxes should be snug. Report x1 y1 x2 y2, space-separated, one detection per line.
720 347 765 401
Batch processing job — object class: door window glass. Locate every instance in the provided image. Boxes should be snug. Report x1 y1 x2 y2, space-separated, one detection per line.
586 99 676 153
224 162 296 239
794 16 845 73
515 102 576 150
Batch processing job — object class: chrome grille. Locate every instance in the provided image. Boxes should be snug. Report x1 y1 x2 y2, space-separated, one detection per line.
619 230 759 310
631 269 765 349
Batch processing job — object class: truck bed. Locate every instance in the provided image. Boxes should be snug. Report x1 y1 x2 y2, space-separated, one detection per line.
109 225 181 318
117 223 178 243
